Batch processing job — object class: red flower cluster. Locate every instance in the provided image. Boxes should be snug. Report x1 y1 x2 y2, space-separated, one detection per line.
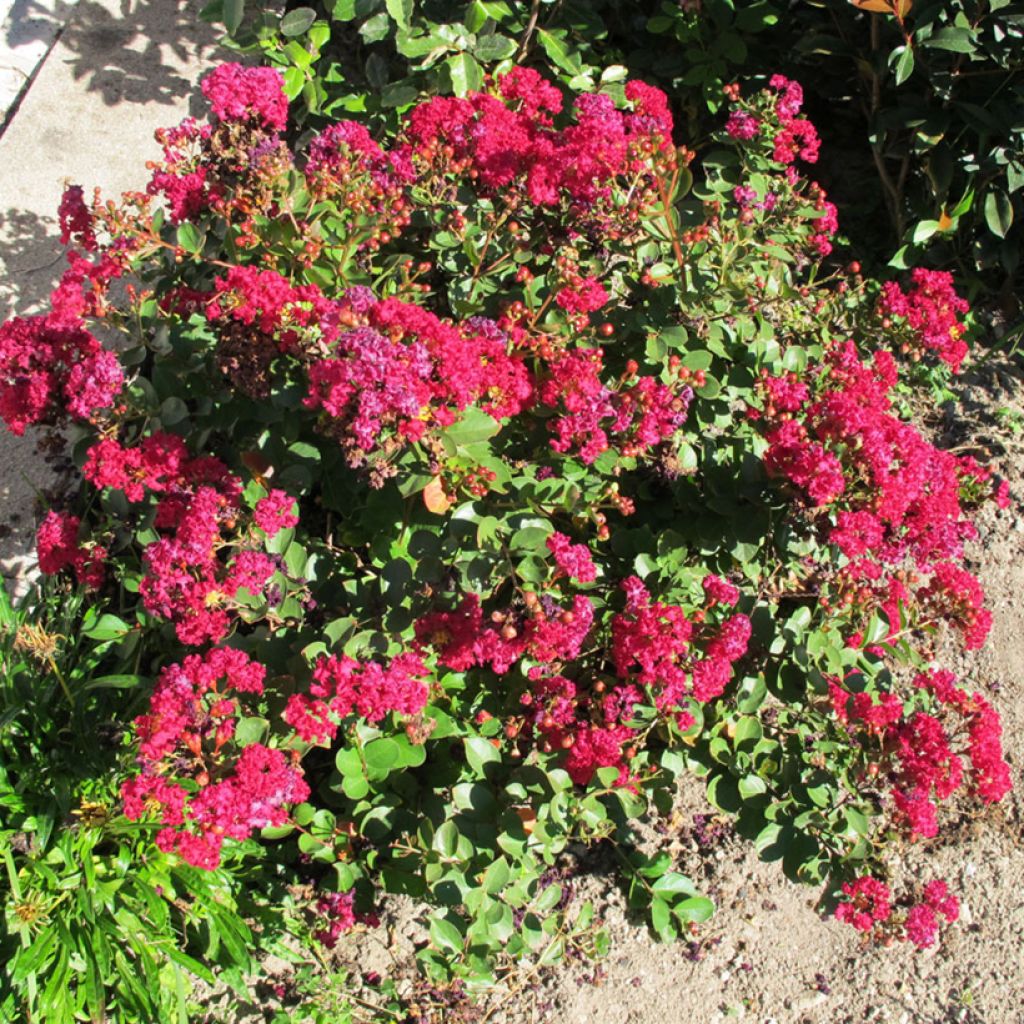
283 652 430 744
122 647 309 869
206 265 330 346
879 269 970 373
201 63 288 132
405 68 676 239
539 348 691 464
834 874 959 949
834 875 892 932
305 294 532 477
759 342 992 650
0 312 122 435
829 666 1010 842
313 890 380 948
905 880 959 949
35 510 106 589
414 592 594 678
612 577 750 706
547 532 597 583
140 485 278 645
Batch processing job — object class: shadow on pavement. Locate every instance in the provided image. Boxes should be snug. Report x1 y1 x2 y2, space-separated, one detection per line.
0 206 62 319
7 0 223 110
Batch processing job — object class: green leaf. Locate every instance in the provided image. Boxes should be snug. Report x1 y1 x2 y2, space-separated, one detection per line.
83 613 130 641
360 11 391 43
536 28 583 75
984 190 1014 238
341 774 369 800
280 6 316 36
447 52 484 96
433 820 459 858
892 45 914 86
464 736 501 774
364 737 401 779
706 774 742 814
223 0 244 35
673 896 715 924
442 405 501 446
923 27 976 53
381 82 419 108
651 872 699 898
234 716 268 746
83 673 142 691
650 897 676 941
472 33 517 62
175 222 204 255
483 857 511 894
430 916 465 954
385 0 413 31
510 524 553 552
910 219 939 244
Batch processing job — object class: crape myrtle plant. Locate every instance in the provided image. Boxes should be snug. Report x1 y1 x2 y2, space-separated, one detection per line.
0 62 1014 997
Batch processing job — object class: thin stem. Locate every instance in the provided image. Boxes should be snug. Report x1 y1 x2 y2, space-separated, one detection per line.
516 0 542 60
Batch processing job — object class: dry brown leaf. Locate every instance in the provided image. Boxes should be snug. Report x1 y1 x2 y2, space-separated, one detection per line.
423 475 452 514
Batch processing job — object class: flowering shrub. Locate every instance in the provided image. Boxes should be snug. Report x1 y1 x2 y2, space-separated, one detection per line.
1 61 1013 1004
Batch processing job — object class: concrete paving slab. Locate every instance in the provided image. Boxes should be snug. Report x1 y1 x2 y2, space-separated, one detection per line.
1 0 81 128
0 0 229 586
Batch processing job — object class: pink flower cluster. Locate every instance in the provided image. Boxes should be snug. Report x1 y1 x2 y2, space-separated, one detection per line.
304 120 414 245
313 890 379 948
538 348 691 464
0 312 122 435
720 78 836 255
122 647 309 869
760 341 992 650
834 875 959 949
253 489 299 538
879 269 970 373
201 64 288 132
405 69 675 237
547 532 597 583
724 76 819 165
415 592 594 678
830 666 1010 842
767 75 820 165
283 652 430 744
80 431 291 644
305 293 532 474
140 485 277 645
36 510 106 589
